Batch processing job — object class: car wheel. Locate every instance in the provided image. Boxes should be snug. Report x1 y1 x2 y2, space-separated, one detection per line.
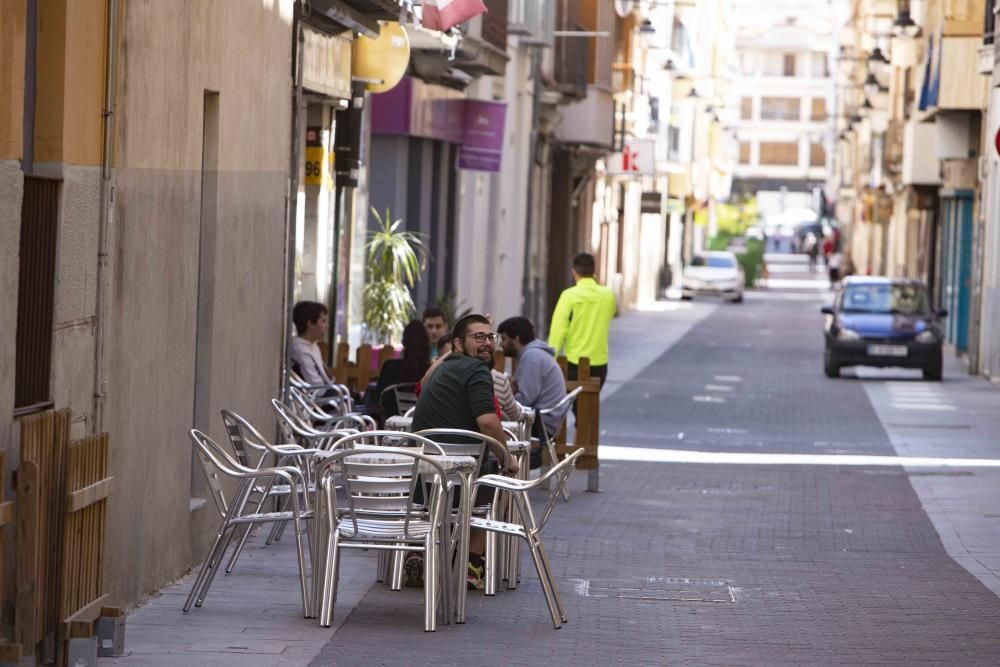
923 353 943 381
731 293 744 303
824 347 840 378
681 294 693 301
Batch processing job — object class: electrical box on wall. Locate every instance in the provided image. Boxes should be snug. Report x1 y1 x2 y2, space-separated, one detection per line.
902 122 942 185
936 112 976 161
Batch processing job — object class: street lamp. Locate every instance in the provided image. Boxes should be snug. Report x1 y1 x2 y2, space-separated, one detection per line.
867 47 890 66
892 3 921 39
860 97 875 116
864 72 882 99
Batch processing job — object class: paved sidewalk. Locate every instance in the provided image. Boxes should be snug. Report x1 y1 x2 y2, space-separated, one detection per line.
106 536 377 665
857 356 1000 595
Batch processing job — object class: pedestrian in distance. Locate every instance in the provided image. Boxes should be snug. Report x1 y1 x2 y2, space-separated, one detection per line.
548 252 616 393
828 250 844 290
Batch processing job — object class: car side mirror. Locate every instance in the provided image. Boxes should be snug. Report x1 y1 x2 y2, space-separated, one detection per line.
821 306 835 315
936 308 948 318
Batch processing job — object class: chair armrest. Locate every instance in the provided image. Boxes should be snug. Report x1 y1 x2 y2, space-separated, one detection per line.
538 386 584 416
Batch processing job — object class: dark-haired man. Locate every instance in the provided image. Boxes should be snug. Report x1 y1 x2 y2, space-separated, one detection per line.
422 306 448 360
548 252 616 391
411 313 517 588
497 316 567 450
291 300 332 385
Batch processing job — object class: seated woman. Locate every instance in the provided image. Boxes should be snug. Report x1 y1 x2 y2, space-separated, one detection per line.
375 320 431 418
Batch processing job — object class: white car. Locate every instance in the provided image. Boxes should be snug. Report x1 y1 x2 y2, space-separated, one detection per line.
681 251 745 303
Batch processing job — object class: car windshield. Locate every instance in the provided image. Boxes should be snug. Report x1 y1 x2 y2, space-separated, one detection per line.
691 255 735 268
840 284 930 315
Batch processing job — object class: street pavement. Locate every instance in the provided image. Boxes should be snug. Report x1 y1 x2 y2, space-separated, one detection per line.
109 255 1000 665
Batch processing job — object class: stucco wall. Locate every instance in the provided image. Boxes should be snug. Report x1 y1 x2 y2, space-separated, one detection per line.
103 0 292 606
0 160 22 459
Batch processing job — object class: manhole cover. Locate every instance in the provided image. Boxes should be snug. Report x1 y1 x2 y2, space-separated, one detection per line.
575 577 736 603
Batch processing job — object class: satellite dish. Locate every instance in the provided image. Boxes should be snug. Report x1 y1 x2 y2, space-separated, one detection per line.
614 1 635 18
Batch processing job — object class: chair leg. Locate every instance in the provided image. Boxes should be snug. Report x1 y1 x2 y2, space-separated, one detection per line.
438 521 452 625
535 538 567 623
225 523 255 574
525 536 562 629
485 527 498 596
293 514 311 619
424 538 437 632
390 549 405 590
319 530 340 627
196 527 237 608
376 551 389 583
183 527 228 612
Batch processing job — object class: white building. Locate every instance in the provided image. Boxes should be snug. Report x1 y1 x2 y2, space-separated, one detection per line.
729 3 837 215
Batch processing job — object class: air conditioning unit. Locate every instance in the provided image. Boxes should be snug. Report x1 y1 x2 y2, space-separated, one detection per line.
508 0 554 47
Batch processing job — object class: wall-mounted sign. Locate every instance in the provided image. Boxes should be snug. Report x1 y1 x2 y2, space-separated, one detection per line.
302 28 352 100
458 100 507 173
607 139 656 176
304 126 332 188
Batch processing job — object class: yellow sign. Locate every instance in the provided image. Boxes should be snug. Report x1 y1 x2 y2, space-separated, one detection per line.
304 146 324 186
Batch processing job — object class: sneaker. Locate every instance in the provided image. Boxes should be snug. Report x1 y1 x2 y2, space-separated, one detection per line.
404 553 424 587
466 561 485 590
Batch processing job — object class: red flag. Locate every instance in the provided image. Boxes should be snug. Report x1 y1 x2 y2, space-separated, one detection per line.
422 0 488 32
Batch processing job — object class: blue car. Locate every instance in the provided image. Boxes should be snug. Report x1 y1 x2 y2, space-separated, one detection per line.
821 277 947 380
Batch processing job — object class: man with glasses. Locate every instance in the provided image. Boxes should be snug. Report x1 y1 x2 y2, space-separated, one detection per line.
411 313 517 589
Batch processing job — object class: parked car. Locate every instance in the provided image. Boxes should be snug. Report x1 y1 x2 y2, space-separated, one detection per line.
821 277 947 380
681 251 745 303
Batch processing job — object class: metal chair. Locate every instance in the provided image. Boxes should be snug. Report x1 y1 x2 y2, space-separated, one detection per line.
415 429 514 597
314 446 451 631
379 382 419 420
537 386 584 501
469 448 583 629
289 370 353 414
185 429 314 617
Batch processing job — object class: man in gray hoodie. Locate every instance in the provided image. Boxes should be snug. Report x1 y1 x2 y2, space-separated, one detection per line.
498 317 568 448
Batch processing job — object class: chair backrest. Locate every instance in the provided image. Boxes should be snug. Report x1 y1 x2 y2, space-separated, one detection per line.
403 406 416 418
220 409 271 468
331 430 446 455
190 429 256 519
380 382 419 420
318 446 448 540
331 413 376 432
534 448 584 530
414 428 501 470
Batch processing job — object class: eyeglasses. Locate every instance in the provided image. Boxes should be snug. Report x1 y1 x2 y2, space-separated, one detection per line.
464 332 499 344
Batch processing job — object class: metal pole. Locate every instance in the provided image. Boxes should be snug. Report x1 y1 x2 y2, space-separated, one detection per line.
521 47 543 324
93 0 118 433
283 6 305 404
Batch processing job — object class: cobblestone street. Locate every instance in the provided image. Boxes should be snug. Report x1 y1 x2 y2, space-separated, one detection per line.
110 259 1000 666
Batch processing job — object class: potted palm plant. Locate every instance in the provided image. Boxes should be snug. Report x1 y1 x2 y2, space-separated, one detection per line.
363 207 427 345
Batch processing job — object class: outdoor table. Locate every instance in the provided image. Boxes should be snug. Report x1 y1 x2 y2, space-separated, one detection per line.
310 449 477 625
387 413 533 441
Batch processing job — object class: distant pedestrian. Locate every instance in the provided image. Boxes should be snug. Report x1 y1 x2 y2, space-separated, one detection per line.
828 251 843 289
805 233 819 272
548 252 616 391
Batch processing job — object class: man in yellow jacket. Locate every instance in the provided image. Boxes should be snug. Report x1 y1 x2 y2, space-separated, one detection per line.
548 252 616 393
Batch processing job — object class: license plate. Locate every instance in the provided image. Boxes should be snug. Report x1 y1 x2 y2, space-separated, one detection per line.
867 344 908 357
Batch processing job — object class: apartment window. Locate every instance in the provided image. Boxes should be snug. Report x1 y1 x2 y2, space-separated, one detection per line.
811 98 827 121
783 53 796 76
810 143 826 167
739 142 752 164
760 97 800 121
811 53 830 78
759 141 799 166
15 177 60 411
741 97 754 120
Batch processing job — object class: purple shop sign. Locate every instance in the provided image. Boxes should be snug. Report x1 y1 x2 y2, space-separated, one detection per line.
458 100 506 173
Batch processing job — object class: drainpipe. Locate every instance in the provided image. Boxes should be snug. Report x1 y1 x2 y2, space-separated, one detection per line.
521 47 542 325
92 0 119 434
282 4 306 403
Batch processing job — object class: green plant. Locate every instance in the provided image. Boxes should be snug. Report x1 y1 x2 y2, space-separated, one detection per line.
435 291 472 328
362 207 427 344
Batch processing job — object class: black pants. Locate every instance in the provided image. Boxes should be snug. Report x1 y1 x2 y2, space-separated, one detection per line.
567 362 607 420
